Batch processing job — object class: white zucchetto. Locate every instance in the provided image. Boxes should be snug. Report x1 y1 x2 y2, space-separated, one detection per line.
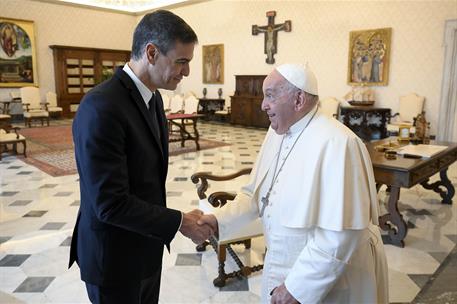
276 63 318 95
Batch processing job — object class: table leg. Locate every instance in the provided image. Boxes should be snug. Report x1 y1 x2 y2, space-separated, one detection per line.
192 118 200 150
378 185 407 247
421 167 454 205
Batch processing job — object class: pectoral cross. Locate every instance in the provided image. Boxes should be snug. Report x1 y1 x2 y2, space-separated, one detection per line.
252 11 292 64
259 192 270 217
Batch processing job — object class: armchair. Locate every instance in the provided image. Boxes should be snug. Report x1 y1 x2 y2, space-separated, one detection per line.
20 87 49 127
214 98 231 122
191 168 264 287
319 97 340 118
169 94 184 114
0 126 26 161
387 93 425 135
0 101 12 129
45 92 63 118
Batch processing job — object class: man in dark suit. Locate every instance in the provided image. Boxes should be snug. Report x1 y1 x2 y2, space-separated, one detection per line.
69 10 213 304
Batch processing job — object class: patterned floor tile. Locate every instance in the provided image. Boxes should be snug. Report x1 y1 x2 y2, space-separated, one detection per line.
0 191 18 196
70 200 80 206
446 235 457 244
175 253 202 266
429 252 449 264
23 210 47 217
60 237 72 246
17 172 33 175
220 277 249 292
408 274 431 289
39 184 58 189
174 177 188 181
9 200 33 206
7 166 21 169
54 192 73 197
14 277 55 293
166 191 182 197
40 222 66 230
0 236 12 245
0 254 31 267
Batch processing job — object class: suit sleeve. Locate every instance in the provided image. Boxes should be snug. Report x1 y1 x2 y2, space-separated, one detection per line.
74 94 181 243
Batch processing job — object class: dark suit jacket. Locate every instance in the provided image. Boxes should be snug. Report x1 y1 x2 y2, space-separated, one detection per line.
69 68 182 286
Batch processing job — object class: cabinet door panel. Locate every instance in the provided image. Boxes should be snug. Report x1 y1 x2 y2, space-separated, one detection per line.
231 97 251 125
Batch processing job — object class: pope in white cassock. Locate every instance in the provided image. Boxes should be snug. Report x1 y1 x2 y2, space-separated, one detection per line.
198 63 389 304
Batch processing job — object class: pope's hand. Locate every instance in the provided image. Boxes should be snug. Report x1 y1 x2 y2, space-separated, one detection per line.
179 209 213 244
197 214 218 238
270 283 298 304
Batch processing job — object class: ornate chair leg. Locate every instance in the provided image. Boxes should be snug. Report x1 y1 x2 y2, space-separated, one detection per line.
213 244 227 287
196 240 210 252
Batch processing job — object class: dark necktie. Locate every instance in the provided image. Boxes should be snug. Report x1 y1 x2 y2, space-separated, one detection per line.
148 94 161 140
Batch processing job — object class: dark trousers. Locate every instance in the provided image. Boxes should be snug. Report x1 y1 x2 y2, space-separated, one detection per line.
85 267 162 304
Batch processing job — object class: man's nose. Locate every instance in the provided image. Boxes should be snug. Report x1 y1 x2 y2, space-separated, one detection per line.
261 98 268 111
181 63 190 76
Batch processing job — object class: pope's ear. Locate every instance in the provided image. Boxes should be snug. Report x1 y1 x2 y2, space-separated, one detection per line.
146 44 160 64
294 90 306 111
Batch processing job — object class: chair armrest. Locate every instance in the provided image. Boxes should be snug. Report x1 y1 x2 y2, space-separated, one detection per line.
191 168 252 199
42 102 50 111
22 103 30 111
208 191 237 208
388 112 399 122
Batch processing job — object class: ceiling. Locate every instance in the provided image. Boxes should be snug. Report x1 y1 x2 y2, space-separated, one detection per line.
36 0 197 14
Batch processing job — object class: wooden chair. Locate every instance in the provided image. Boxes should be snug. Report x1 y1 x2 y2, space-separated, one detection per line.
387 93 425 135
0 126 26 161
20 87 49 127
44 92 63 118
0 101 12 129
191 168 264 287
214 98 231 122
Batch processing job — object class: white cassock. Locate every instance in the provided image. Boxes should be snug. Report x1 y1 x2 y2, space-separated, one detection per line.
213 107 389 304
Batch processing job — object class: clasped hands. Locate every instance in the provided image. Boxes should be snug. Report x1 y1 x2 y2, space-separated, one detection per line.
179 209 218 244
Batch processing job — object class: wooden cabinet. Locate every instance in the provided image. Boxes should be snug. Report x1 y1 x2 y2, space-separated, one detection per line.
230 75 269 128
50 45 130 117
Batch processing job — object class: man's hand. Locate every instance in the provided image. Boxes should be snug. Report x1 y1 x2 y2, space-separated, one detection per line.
270 283 298 304
179 209 214 244
197 214 218 238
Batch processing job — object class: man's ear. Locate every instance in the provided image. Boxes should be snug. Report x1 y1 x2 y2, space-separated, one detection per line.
146 43 159 64
294 90 306 111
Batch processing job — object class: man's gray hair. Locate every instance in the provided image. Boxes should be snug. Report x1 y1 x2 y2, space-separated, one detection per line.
281 79 319 104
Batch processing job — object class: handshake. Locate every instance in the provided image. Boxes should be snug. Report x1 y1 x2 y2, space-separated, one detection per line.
179 209 218 244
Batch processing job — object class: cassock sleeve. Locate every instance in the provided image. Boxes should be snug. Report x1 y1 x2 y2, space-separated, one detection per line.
284 227 364 303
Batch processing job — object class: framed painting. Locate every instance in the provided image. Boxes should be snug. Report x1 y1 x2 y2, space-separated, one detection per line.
0 17 38 87
347 27 391 86
202 44 224 84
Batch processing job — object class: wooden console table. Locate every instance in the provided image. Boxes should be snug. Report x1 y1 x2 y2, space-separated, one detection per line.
366 139 457 247
197 98 225 121
167 113 205 150
340 106 391 141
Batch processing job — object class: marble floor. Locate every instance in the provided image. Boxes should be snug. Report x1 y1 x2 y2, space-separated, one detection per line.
0 121 456 304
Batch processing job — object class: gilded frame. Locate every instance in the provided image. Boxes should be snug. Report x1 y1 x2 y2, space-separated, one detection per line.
0 17 38 87
347 27 391 86
202 44 224 84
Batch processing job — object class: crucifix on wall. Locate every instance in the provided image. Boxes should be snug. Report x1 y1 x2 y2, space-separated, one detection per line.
252 11 291 64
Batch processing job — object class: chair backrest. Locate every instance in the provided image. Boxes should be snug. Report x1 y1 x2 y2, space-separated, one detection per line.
320 97 340 118
183 95 199 114
46 92 58 107
20 87 42 109
398 93 425 123
169 94 184 113
10 91 21 101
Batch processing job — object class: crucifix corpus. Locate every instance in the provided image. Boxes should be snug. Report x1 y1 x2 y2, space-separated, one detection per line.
252 11 291 64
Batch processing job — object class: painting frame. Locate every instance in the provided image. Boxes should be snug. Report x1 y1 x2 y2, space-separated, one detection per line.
202 44 224 84
347 27 391 86
0 17 38 87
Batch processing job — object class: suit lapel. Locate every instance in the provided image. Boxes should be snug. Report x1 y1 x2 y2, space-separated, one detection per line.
114 68 164 158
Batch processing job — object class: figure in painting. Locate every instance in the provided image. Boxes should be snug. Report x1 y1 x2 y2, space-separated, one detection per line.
0 23 18 57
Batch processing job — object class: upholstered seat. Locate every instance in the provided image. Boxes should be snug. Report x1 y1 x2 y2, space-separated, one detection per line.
45 92 63 117
169 94 184 114
20 87 49 127
191 168 264 287
387 93 425 135
214 98 231 122
0 127 26 161
319 97 340 118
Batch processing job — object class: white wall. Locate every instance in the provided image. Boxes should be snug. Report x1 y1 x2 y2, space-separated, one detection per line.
168 0 457 134
0 0 135 102
1 0 456 134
